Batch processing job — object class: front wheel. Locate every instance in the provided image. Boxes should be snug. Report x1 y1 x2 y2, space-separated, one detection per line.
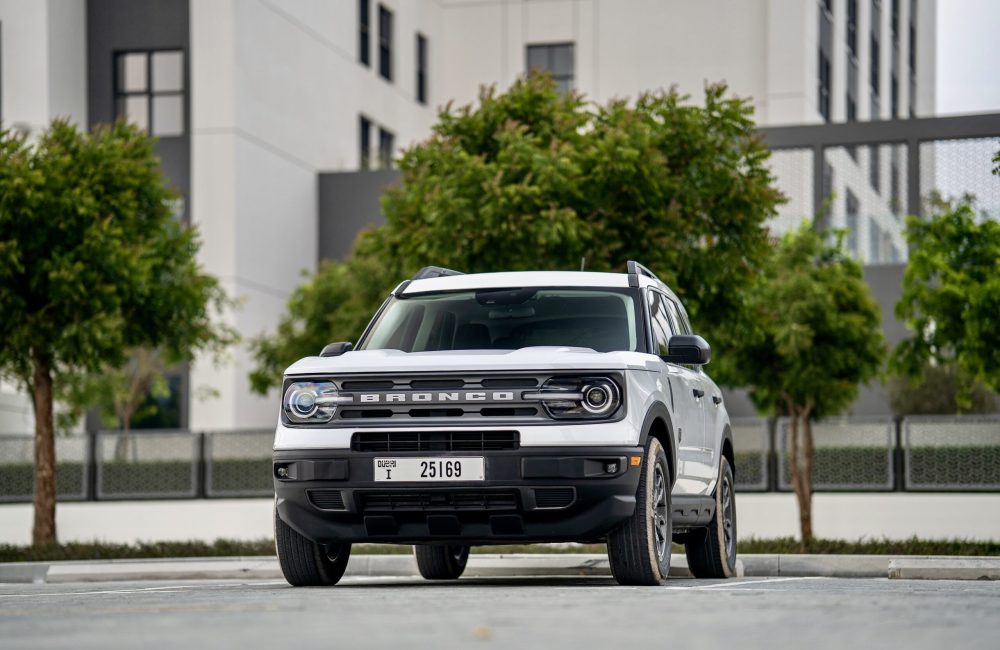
414 545 470 580
685 455 737 578
275 507 351 586
607 437 672 585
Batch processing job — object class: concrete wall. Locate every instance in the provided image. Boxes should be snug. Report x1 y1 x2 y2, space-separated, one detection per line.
187 0 440 430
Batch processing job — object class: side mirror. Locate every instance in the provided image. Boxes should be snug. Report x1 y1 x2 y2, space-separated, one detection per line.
320 342 354 357
661 335 711 366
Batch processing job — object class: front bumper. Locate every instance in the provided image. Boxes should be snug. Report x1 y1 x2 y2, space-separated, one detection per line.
273 446 643 545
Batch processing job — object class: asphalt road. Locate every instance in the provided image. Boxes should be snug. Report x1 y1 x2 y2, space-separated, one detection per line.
2 576 999 650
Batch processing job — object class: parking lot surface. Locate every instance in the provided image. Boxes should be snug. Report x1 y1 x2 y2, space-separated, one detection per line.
2 575 998 650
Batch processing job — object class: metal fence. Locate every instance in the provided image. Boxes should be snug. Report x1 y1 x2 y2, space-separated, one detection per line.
0 417 997 501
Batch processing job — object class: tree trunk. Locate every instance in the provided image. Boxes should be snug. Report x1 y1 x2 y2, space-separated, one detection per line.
31 353 57 545
801 407 815 541
785 399 814 548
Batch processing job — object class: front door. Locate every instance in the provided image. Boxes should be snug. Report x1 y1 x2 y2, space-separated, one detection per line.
646 290 705 495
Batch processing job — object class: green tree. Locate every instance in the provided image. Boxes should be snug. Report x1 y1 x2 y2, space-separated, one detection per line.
251 74 782 392
892 203 1000 402
729 225 884 543
58 348 174 460
888 363 998 416
0 121 234 544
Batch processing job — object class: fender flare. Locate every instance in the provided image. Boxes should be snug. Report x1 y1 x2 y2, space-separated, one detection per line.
638 402 677 488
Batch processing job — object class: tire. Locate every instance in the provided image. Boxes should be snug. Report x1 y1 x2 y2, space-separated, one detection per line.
274 507 351 586
607 437 672 586
685 456 737 579
413 544 470 580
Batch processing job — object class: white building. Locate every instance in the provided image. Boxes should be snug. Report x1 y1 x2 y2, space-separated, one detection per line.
0 0 936 432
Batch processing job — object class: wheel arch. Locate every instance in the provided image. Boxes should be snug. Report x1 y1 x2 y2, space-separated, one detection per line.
720 423 735 480
639 402 677 488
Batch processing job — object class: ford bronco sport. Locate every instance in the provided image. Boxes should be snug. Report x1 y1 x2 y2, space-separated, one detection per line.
273 262 737 586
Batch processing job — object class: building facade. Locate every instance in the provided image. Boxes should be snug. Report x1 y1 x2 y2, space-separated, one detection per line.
0 0 937 432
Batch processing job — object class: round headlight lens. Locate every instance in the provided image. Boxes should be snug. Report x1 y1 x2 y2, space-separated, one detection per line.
581 381 619 415
283 381 340 424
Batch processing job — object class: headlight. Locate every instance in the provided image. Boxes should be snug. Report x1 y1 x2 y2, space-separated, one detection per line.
523 376 622 419
282 381 351 424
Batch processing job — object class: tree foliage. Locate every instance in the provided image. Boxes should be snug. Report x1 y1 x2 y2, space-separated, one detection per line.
892 203 1000 400
251 74 782 392
0 120 234 543
728 225 885 541
888 363 998 416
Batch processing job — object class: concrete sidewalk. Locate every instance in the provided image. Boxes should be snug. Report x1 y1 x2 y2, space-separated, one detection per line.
2 553 996 584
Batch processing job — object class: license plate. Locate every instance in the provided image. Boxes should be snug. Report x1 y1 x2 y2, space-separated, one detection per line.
373 457 485 482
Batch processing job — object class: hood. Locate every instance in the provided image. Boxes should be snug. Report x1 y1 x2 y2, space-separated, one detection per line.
284 347 656 376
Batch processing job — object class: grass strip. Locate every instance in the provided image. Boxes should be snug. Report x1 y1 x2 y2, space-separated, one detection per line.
2 536 998 563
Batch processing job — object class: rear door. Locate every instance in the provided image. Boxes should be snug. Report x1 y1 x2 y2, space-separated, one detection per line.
646 290 705 495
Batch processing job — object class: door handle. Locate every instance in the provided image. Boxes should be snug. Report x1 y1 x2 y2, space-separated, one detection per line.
692 388 705 398
712 395 722 405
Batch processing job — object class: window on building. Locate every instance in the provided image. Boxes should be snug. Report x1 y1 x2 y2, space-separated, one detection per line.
847 0 858 58
359 115 372 170
114 50 185 137
846 190 860 255
416 33 428 105
890 157 901 215
891 0 900 44
526 43 575 94
870 33 880 99
817 51 831 122
378 4 393 81
378 127 394 169
358 0 370 66
909 0 917 117
869 218 881 263
869 145 881 191
890 73 899 117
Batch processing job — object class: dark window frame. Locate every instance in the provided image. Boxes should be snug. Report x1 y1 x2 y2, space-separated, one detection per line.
378 126 394 169
359 115 372 170
378 4 393 82
818 50 831 122
358 0 370 67
525 42 575 94
113 48 186 137
847 0 858 58
416 32 428 105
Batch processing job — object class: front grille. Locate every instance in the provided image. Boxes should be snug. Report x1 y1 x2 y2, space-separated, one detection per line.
358 490 519 512
329 374 548 423
308 489 346 510
533 487 576 509
352 430 519 452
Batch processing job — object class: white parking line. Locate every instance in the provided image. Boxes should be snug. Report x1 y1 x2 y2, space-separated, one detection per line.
663 576 826 591
0 581 288 599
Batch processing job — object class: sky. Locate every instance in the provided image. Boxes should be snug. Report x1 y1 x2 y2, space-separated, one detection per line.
935 0 1000 115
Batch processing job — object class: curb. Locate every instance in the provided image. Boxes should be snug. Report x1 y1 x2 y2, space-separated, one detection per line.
888 557 1000 580
1 553 996 584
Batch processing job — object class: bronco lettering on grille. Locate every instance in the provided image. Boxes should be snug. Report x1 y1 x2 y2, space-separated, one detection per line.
355 391 516 404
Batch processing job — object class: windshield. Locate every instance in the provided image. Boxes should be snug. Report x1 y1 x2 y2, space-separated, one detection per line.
359 288 641 353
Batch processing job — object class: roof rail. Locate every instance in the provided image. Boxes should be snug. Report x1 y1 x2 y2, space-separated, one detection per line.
626 261 663 288
411 266 464 281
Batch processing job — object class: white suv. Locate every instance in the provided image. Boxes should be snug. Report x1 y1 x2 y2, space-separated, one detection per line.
272 262 737 586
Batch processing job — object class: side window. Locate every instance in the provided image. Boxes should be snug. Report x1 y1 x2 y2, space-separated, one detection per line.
646 291 675 355
665 298 692 335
